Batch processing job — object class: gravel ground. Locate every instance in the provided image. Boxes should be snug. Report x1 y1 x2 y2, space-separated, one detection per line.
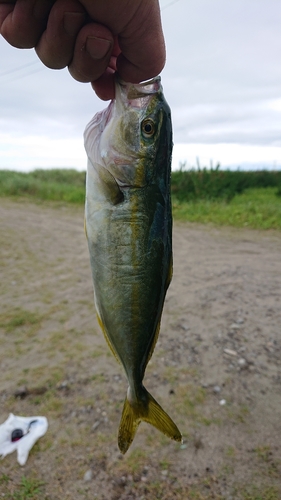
0 199 280 499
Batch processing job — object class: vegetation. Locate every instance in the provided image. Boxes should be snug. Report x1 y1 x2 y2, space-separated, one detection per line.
172 188 281 229
172 163 281 202
0 169 85 203
0 475 45 500
0 167 281 229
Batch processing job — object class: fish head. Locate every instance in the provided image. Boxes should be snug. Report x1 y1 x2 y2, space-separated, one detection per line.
84 76 172 188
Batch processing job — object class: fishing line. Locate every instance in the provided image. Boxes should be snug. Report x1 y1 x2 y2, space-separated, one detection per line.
0 66 45 86
162 0 182 11
0 60 40 78
0 68 45 87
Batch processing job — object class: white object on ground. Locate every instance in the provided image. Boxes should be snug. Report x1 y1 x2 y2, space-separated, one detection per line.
0 413 48 466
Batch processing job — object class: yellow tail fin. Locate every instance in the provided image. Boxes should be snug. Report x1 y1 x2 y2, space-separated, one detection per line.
118 387 182 454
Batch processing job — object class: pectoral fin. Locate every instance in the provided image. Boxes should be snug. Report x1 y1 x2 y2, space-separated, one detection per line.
95 163 124 205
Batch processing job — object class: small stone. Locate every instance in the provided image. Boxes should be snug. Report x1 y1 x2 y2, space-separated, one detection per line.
224 348 237 357
180 444 187 450
92 421 100 431
219 399 226 406
179 323 189 331
230 323 241 329
116 476 127 486
57 381 69 390
84 470 93 482
194 436 204 450
237 358 247 368
213 385 221 393
161 470 168 476
14 386 29 399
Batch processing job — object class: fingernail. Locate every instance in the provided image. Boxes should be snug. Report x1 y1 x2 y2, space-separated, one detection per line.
86 36 112 60
64 12 85 37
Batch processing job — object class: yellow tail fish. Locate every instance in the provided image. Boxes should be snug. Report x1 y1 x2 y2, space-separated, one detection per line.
84 76 182 453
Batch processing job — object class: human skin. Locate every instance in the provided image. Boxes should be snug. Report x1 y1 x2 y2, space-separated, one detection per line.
0 0 166 100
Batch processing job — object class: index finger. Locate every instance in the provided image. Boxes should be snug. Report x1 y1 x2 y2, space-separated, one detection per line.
1 0 56 48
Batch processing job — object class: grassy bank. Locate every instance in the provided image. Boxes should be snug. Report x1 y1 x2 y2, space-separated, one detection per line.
171 166 281 201
0 169 85 204
1 168 281 229
172 187 281 229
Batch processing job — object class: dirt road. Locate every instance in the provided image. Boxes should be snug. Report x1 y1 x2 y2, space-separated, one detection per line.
1 199 280 499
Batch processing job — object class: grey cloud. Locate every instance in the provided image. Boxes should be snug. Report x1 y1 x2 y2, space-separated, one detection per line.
172 98 281 145
0 0 280 157
184 129 281 147
0 56 103 138
161 0 281 92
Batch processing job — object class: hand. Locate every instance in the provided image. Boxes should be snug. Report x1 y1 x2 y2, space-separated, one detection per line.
0 0 165 100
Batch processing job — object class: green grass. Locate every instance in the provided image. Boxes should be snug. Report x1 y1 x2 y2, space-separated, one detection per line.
173 187 281 229
1 476 45 500
172 164 281 201
0 308 42 333
0 474 10 485
240 485 280 500
13 477 43 500
0 169 85 203
1 169 281 229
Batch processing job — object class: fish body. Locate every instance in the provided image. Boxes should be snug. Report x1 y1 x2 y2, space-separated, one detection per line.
84 77 181 453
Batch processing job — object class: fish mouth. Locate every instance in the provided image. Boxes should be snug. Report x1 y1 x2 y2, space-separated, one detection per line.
116 75 162 101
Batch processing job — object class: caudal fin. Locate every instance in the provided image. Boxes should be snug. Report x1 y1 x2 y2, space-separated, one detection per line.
118 387 182 454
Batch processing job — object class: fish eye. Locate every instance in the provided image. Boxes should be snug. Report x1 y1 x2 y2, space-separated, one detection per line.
141 119 155 138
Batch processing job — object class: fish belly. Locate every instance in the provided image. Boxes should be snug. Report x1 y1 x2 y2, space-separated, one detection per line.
86 191 166 387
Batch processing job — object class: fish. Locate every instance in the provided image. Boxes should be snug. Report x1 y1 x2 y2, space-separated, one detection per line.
84 76 182 454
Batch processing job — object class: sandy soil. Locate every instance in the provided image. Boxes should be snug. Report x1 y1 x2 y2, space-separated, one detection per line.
0 199 280 499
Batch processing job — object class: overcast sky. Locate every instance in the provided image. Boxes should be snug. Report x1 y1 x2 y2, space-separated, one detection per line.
0 0 281 171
